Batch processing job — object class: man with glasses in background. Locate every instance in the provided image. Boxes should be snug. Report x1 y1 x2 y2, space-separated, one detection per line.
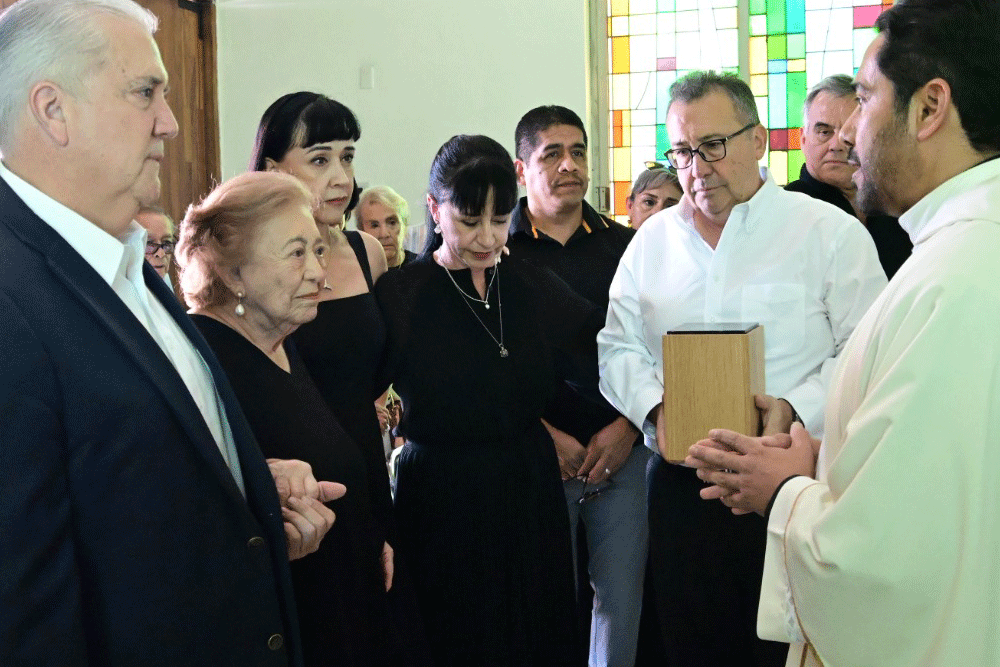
598 71 885 667
136 205 175 281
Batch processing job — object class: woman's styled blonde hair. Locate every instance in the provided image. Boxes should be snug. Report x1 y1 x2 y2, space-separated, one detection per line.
176 171 314 310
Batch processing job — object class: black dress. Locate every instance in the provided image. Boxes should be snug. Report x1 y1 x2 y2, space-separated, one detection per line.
192 315 390 667
290 232 432 665
375 255 603 667
291 231 395 539
395 249 418 268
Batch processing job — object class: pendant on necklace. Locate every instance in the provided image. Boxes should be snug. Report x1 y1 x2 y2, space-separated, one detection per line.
484 303 490 309
499 345 509 358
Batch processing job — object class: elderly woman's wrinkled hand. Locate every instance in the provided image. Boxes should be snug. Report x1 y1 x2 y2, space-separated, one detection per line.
267 458 346 507
267 458 319 506
283 495 337 560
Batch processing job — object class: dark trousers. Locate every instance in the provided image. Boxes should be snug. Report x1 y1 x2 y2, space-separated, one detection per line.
642 456 788 667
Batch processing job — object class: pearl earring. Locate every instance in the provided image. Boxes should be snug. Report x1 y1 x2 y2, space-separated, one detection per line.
235 291 246 317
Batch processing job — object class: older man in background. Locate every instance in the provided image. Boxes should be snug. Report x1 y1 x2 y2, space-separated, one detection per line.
0 1 338 665
787 74 911 277
136 204 175 280
598 71 885 667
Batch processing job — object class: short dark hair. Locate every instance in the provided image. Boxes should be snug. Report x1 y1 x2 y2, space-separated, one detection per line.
249 92 361 172
514 105 588 161
874 0 1000 153
668 71 760 127
423 135 518 254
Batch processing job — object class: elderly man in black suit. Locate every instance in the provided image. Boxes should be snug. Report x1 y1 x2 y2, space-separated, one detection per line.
0 1 339 665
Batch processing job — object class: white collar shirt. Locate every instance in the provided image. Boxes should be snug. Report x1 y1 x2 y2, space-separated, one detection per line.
598 167 887 449
0 161 245 495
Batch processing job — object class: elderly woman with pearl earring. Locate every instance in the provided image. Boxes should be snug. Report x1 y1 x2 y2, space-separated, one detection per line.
176 171 406 667
375 134 605 667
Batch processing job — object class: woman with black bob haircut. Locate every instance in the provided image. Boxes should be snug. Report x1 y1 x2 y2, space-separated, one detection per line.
376 134 604 665
251 93 419 662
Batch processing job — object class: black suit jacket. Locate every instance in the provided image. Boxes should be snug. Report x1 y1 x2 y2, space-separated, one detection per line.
0 176 303 666
785 164 912 279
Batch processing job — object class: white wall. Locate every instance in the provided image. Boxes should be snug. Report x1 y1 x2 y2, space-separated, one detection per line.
216 0 590 238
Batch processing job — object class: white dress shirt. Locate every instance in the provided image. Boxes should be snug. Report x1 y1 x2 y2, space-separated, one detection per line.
0 161 245 494
598 168 886 450
759 157 1000 667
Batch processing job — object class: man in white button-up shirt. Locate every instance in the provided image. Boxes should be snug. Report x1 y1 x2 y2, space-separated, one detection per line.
597 71 886 667
688 1 1000 665
0 1 338 665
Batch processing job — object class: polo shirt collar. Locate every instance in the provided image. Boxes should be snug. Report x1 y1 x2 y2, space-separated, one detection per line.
510 196 610 242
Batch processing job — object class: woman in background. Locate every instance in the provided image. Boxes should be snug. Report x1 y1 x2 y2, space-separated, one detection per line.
626 165 682 229
355 185 416 269
250 91 395 546
377 134 604 666
177 171 394 667
250 93 430 665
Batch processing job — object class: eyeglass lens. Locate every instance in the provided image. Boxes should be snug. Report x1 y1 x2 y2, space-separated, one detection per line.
146 241 175 254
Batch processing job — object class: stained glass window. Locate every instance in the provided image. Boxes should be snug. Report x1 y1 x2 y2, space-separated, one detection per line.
605 0 893 223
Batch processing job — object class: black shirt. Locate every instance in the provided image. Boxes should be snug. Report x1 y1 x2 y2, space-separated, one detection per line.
507 196 635 444
786 164 912 279
395 249 418 269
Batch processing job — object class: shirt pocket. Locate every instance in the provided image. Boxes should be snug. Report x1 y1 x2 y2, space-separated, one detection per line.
740 283 805 358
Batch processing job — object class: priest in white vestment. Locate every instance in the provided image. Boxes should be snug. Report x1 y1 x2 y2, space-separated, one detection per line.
686 1 1000 665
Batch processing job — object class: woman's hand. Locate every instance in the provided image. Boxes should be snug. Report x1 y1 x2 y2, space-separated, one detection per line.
283 492 343 560
381 541 395 591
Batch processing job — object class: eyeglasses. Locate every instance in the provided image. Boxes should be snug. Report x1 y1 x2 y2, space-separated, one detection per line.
664 122 757 170
576 475 614 505
145 240 175 255
642 160 680 175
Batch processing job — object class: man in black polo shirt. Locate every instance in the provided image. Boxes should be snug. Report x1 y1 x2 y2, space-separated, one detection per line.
507 105 648 667
787 74 912 278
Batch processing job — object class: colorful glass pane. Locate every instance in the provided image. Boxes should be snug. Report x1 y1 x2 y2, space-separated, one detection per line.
604 0 891 196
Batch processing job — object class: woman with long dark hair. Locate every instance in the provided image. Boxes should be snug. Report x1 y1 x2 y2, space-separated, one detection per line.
249 93 427 665
376 134 603 666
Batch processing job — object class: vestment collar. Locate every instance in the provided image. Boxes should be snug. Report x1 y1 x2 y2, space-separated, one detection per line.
898 156 1000 246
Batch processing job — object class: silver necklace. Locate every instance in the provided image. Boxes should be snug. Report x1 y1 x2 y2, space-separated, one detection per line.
442 264 508 358
441 263 498 308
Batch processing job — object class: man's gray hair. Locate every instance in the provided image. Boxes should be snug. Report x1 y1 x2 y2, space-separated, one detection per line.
803 74 856 122
0 0 157 148
668 71 760 127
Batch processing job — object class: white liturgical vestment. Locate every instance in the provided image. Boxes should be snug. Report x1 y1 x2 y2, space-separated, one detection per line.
759 157 1000 667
